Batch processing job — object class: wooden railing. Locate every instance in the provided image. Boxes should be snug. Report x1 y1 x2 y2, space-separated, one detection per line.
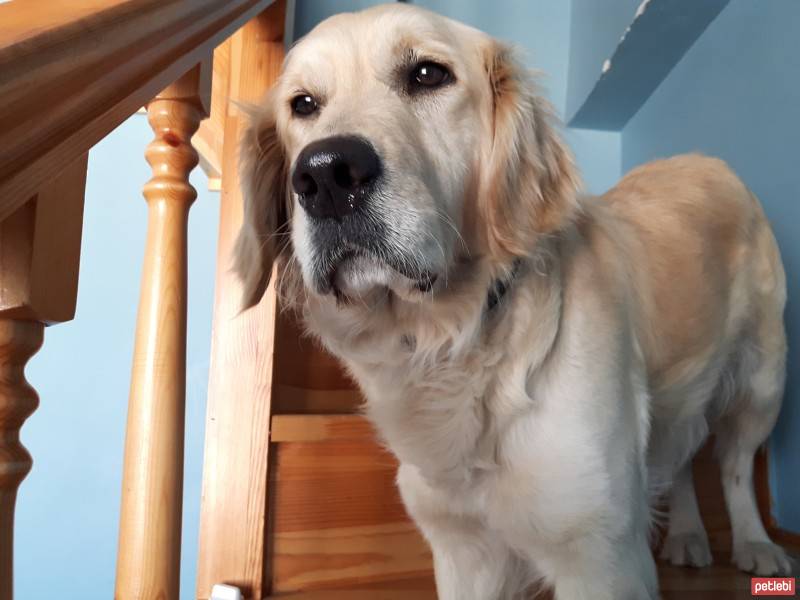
0 1 289 598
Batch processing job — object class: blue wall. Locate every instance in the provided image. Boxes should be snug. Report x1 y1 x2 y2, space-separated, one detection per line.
566 0 642 122
622 0 800 532
413 0 622 194
415 0 571 114
16 115 217 599
566 128 621 194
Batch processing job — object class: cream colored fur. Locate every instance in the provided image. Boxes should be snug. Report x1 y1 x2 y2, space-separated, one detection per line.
233 4 792 599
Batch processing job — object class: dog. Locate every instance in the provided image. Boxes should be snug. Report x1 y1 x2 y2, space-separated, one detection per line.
233 4 791 598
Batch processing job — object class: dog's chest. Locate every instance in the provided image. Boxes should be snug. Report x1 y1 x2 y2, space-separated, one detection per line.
346 343 522 484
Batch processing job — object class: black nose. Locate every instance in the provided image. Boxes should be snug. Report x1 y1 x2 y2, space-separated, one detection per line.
291 135 382 220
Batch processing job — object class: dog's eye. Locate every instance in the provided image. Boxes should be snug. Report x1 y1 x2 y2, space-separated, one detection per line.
291 94 318 116
410 62 451 89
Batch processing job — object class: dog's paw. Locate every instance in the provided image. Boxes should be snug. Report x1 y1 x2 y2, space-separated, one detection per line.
660 532 713 568
733 541 793 576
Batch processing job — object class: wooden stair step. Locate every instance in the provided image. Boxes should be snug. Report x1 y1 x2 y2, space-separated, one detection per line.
266 589 436 600
262 554 799 599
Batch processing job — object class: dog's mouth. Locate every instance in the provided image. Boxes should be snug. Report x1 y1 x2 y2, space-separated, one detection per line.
318 247 438 300
326 248 370 293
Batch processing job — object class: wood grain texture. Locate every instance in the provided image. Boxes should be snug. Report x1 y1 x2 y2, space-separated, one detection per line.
271 414 376 443
195 3 288 598
194 37 231 187
261 553 800 600
269 423 432 594
0 319 43 600
114 62 209 600
272 312 360 415
273 312 355 391
272 387 363 417
265 585 437 600
263 416 797 600
0 154 88 323
0 0 275 222
773 527 800 547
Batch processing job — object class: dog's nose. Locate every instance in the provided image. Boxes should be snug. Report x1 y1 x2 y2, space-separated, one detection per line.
291 135 382 220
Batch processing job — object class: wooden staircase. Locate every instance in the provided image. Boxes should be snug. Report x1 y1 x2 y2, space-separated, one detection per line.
261 412 798 599
205 307 799 599
1 2 796 599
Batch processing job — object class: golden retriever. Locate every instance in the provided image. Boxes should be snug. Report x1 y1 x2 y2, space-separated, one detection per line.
234 4 790 598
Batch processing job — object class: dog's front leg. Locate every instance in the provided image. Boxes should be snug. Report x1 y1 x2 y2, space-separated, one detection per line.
525 533 659 600
533 530 658 600
428 529 516 600
397 463 519 600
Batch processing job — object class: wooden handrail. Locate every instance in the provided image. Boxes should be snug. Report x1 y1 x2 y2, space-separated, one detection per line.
0 0 274 222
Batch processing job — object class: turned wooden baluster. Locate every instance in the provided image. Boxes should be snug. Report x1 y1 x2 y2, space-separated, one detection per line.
0 155 87 600
0 321 42 597
115 62 210 600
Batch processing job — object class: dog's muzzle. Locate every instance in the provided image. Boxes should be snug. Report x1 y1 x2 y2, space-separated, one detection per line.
291 135 436 298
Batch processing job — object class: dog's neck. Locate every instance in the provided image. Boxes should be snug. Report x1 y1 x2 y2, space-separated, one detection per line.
485 258 523 312
302 256 521 365
298 244 564 485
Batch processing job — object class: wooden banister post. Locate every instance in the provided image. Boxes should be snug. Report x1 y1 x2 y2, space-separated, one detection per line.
196 2 288 598
0 320 42 599
115 61 210 600
0 154 88 600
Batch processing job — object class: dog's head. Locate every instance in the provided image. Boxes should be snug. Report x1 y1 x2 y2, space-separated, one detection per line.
235 4 579 308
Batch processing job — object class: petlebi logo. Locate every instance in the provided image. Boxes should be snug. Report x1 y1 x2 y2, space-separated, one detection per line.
751 578 796 596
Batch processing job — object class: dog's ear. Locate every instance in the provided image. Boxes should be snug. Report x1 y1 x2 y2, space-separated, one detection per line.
481 43 580 259
233 92 290 309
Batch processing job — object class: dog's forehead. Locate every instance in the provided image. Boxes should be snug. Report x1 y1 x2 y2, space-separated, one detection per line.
283 5 484 85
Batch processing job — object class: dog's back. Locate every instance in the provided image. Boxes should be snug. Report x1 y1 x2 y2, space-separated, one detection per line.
599 154 785 401
591 153 790 574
